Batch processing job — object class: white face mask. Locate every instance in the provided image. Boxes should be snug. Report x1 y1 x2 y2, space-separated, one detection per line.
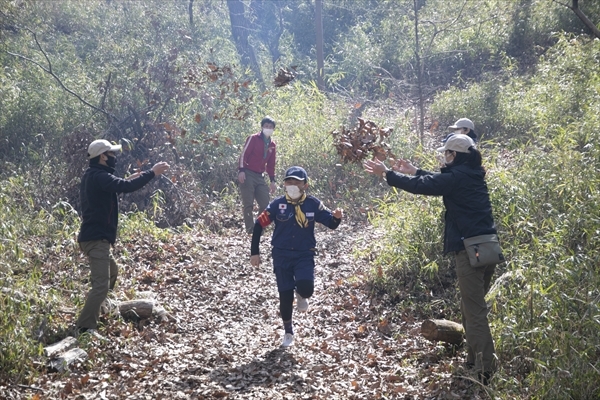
262 128 274 138
285 185 302 199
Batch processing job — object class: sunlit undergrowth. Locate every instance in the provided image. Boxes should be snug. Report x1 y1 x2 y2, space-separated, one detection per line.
0 176 78 382
0 176 172 383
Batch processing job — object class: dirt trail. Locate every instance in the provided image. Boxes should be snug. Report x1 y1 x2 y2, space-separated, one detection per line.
13 223 489 399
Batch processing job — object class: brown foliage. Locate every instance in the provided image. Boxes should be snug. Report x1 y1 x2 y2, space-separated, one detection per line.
331 118 396 164
273 66 297 87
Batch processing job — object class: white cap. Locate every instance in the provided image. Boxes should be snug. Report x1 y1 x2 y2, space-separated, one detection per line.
87 139 122 159
436 134 475 153
448 118 474 131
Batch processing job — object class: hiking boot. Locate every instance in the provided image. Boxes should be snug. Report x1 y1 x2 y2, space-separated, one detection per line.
281 333 294 348
295 291 309 312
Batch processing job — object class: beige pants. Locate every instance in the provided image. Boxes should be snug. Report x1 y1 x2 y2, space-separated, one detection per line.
76 240 118 330
239 170 270 232
455 250 497 373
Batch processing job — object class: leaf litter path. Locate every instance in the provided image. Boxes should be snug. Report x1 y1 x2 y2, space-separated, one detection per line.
25 222 489 399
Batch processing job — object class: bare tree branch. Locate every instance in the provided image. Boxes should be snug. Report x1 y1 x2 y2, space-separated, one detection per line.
4 27 119 122
553 0 600 38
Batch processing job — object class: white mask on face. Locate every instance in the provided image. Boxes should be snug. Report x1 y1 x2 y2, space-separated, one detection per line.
285 185 302 199
262 128 274 138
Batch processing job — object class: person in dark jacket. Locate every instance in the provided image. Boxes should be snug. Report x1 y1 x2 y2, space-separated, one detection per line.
363 134 497 383
238 116 278 233
76 139 169 336
448 118 478 142
250 166 343 348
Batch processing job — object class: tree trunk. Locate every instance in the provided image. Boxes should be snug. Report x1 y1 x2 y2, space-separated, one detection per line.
421 319 464 344
315 0 325 90
118 299 155 321
250 0 284 68
413 0 425 144
226 0 264 85
188 0 194 28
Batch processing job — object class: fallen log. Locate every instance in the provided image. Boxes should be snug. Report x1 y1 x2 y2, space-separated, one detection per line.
118 299 154 321
43 336 78 358
421 319 464 345
48 348 88 372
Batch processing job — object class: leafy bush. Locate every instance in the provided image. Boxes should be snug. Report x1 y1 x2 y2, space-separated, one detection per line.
0 177 81 382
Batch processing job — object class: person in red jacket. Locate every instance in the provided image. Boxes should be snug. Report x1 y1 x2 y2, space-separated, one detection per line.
238 116 277 233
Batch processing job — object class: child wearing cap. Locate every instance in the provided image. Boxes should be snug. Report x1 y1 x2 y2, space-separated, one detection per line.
363 134 499 384
250 166 343 348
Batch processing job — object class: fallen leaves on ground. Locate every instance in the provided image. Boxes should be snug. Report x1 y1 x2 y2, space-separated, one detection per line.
7 222 490 399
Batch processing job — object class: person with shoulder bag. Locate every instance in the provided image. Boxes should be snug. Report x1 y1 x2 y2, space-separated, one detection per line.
363 133 503 384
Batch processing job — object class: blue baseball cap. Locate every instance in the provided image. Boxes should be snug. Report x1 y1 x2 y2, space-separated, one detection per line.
284 166 308 181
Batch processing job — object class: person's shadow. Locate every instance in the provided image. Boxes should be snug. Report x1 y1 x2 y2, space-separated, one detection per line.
209 348 309 394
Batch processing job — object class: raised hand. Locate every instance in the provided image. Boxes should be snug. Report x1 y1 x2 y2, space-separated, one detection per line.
332 208 343 219
363 158 388 176
151 162 170 176
392 158 417 175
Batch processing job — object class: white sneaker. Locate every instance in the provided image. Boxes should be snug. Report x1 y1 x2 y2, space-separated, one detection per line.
295 291 309 312
281 333 294 348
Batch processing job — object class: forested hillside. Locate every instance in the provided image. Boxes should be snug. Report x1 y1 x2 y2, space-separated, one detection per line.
1 1 599 399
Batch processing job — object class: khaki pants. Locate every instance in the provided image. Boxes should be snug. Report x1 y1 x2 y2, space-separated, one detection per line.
455 250 496 373
239 170 270 232
76 240 118 330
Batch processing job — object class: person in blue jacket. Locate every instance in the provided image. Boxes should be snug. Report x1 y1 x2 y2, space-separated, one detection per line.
76 139 170 337
250 166 343 348
363 134 498 384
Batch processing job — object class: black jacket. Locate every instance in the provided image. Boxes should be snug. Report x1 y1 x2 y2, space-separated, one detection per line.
385 164 496 255
78 164 156 244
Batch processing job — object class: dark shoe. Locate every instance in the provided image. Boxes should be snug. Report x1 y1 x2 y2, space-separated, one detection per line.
478 371 492 385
